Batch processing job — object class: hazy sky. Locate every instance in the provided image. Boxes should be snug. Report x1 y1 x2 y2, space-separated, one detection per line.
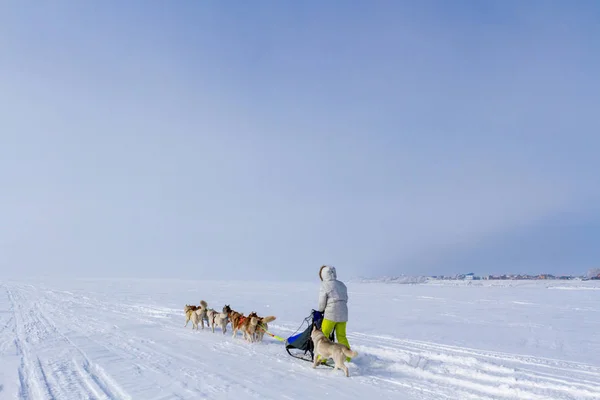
1 1 599 280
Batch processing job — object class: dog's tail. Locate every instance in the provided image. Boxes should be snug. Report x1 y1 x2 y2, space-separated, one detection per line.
261 316 276 324
200 300 208 308
342 347 358 359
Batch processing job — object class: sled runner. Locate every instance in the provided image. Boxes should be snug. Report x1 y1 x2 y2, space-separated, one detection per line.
284 309 335 367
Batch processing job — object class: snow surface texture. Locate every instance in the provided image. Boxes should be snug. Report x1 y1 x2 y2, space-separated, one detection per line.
0 279 599 400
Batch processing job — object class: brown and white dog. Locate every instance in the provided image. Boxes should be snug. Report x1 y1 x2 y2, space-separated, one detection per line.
249 314 276 342
228 307 247 339
185 300 209 330
238 312 258 342
184 304 199 327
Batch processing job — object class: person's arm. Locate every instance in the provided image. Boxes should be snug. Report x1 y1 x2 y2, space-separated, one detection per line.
318 284 327 312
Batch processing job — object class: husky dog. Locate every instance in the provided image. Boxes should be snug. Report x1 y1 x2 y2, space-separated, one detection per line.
311 325 358 377
188 300 209 330
218 305 231 334
206 308 217 331
238 312 258 342
206 307 216 330
250 314 276 342
207 305 230 334
184 304 199 327
228 307 246 338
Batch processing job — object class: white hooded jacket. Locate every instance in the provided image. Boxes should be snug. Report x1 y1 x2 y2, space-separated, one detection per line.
318 265 349 322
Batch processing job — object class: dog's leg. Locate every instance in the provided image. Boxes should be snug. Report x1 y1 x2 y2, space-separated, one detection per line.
312 355 320 369
343 364 349 377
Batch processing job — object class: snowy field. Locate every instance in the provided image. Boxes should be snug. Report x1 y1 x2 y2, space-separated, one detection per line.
1 278 599 400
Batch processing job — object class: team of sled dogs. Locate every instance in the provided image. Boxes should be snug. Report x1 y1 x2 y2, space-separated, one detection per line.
184 300 359 376
184 300 276 343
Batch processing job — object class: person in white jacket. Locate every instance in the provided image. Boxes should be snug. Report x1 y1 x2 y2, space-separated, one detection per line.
317 265 353 361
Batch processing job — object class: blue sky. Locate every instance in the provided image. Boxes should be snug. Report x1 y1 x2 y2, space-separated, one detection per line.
1 1 599 280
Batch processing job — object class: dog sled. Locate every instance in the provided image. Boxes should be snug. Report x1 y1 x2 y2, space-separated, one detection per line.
284 309 335 367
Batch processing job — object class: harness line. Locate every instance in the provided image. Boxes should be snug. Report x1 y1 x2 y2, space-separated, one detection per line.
257 324 285 342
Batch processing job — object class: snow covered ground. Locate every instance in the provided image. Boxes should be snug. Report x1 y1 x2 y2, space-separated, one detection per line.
1 278 599 399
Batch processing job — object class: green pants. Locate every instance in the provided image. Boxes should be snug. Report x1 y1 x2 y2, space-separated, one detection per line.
320 318 353 361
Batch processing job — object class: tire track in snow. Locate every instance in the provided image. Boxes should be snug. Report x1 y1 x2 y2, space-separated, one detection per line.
7 284 131 400
349 332 600 400
8 287 49 400
35 357 57 400
80 359 132 400
385 335 600 378
29 300 131 400
0 283 16 355
360 333 600 382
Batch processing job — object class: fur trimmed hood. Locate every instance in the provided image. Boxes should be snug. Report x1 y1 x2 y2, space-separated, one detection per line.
319 265 337 281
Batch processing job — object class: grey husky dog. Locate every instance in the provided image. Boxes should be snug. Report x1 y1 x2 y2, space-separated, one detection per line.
207 305 230 334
